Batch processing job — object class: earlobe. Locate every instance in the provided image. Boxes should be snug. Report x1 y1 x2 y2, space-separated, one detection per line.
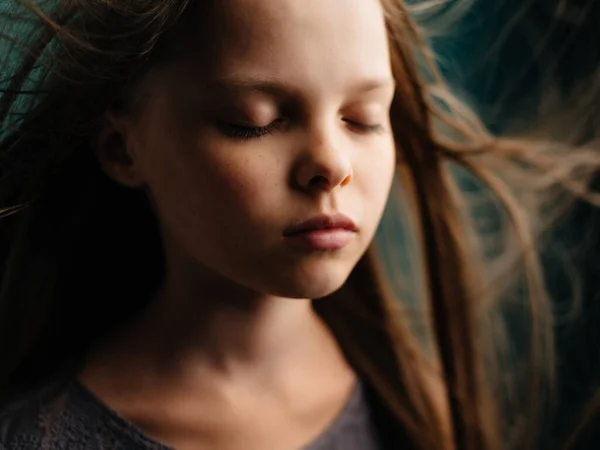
94 112 145 188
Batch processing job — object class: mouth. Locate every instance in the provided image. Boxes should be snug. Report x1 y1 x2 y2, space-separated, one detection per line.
283 213 358 251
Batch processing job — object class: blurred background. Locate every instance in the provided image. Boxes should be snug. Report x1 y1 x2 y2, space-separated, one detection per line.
424 1 600 447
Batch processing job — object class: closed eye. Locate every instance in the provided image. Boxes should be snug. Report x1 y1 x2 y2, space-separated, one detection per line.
219 120 283 141
343 119 385 134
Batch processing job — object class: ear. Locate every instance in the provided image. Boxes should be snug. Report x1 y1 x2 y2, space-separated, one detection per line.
94 112 145 188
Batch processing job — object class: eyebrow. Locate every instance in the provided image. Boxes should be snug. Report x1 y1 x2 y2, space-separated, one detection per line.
205 76 396 96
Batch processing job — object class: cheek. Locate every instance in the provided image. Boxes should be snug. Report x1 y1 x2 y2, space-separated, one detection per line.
199 153 285 225
138 133 287 243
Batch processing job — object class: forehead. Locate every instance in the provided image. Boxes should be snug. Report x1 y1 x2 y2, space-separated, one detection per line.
168 0 391 93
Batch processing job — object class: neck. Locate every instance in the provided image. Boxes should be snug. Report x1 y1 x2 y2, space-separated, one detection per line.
87 252 348 387
139 275 329 377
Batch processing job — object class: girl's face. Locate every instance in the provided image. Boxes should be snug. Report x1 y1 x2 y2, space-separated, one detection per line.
115 0 396 299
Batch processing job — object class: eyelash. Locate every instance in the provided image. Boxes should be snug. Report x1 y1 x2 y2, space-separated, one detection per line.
345 121 385 134
220 119 384 141
220 121 282 140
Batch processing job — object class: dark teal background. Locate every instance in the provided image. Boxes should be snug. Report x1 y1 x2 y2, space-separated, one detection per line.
430 2 600 447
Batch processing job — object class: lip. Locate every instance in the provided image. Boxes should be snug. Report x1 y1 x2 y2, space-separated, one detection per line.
283 213 358 236
283 213 358 251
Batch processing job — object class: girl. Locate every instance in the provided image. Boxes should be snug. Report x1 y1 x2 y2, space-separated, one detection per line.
0 0 593 449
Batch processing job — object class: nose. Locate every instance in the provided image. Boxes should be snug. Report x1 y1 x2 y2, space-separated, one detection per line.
293 125 353 193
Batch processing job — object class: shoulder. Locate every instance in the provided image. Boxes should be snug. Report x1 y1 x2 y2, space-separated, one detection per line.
0 385 56 449
0 379 92 450
0 379 163 450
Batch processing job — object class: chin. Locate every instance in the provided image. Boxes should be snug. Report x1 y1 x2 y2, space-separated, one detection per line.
265 263 354 299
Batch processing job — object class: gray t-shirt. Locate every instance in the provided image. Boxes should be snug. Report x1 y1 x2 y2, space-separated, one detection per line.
0 379 395 449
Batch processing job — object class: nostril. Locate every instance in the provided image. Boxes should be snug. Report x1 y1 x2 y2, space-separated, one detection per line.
309 175 329 189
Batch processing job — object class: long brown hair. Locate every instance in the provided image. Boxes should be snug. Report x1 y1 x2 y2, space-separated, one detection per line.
0 1 596 450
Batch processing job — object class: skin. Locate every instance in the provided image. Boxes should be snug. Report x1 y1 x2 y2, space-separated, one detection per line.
83 0 396 448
